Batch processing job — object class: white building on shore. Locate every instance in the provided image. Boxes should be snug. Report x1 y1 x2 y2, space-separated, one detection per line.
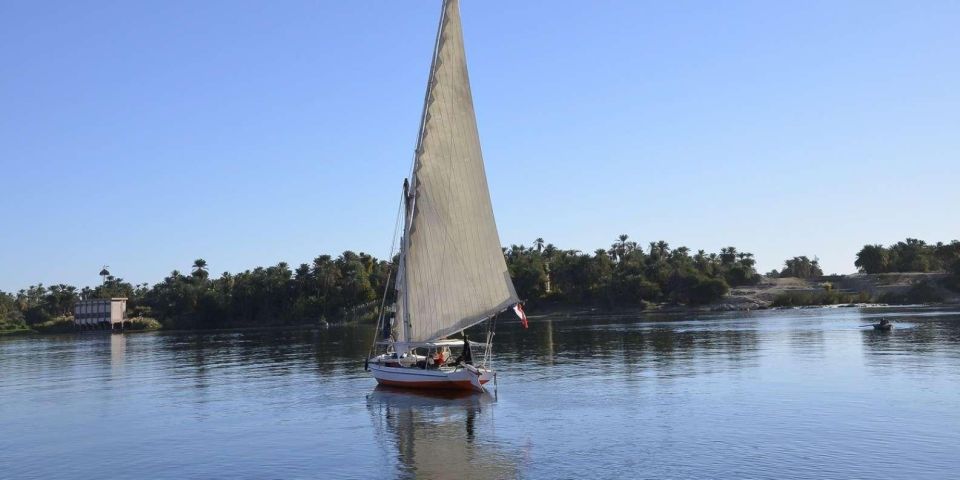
74 298 128 330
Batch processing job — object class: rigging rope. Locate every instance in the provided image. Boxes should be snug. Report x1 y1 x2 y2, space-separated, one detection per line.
366 188 407 365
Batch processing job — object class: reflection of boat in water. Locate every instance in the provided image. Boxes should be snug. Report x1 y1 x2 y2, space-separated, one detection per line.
367 387 518 479
368 385 495 411
365 0 524 392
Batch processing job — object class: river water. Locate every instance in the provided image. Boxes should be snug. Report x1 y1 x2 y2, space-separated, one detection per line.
2 307 959 479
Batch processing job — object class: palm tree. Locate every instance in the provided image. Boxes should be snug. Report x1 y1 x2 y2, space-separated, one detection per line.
611 234 630 262
192 259 209 278
694 249 709 273
648 241 670 263
508 244 527 259
534 238 545 253
720 247 737 265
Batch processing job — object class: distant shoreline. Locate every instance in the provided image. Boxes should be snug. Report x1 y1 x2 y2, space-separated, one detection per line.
3 272 958 339
0 320 346 338
531 272 959 315
4 302 955 339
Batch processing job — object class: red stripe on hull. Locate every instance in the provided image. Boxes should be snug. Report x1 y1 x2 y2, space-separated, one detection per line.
375 378 490 391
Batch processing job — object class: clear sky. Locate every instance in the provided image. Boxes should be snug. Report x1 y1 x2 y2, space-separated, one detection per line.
2 0 958 292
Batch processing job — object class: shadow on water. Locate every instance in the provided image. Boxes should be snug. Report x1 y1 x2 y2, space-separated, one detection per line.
366 386 521 480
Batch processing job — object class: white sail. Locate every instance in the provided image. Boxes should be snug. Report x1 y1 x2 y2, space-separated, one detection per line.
399 0 518 343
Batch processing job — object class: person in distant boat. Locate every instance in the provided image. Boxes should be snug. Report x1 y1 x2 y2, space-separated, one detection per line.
879 318 890 327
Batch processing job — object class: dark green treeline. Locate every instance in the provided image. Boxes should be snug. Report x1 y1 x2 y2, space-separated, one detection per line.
855 239 960 275
1 236 760 332
3 236 958 333
506 236 758 308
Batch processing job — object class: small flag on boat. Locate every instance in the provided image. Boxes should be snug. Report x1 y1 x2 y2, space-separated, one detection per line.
513 303 528 329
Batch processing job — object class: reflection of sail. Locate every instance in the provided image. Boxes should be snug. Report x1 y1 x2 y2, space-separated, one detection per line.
367 387 519 479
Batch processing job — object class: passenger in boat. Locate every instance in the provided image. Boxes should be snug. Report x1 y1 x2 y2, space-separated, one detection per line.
432 347 449 368
454 338 473 365
384 352 400 368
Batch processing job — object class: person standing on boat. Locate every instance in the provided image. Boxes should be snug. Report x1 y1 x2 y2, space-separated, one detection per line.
454 337 473 365
382 314 393 340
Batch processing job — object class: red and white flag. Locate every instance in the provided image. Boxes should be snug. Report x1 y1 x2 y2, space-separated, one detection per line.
513 303 529 329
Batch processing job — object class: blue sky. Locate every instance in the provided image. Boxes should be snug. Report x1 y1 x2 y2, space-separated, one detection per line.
1 0 958 291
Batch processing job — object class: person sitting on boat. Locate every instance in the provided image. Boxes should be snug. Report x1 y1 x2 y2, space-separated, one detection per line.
879 318 890 327
432 347 449 368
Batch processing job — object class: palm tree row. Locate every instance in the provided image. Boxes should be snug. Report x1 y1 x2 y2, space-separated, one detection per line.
2 236 764 330
505 235 760 307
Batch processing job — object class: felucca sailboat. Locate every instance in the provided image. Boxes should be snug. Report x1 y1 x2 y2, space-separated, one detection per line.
365 0 526 392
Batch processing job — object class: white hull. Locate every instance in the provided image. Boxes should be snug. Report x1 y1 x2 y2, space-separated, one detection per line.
369 363 492 392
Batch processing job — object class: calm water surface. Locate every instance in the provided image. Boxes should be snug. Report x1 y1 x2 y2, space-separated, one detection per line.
2 307 959 479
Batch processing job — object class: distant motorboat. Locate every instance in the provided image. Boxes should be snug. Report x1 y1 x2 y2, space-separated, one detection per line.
873 319 893 331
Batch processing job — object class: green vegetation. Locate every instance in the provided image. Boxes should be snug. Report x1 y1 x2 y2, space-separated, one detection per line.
3 253 393 332
140 254 392 330
5 236 958 335
854 238 960 294
505 236 759 308
778 256 824 279
2 237 759 332
128 317 163 331
0 291 28 334
855 238 960 274
32 316 76 334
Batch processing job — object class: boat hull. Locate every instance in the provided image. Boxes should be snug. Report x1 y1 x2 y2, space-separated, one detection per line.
370 364 491 392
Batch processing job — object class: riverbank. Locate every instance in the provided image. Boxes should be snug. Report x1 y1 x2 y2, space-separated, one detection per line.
529 273 960 316
0 318 347 338
5 273 958 337
719 273 959 310
0 316 163 337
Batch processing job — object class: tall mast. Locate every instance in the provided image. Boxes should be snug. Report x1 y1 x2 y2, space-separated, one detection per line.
412 0 450 172
399 179 412 343
400 0 450 344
